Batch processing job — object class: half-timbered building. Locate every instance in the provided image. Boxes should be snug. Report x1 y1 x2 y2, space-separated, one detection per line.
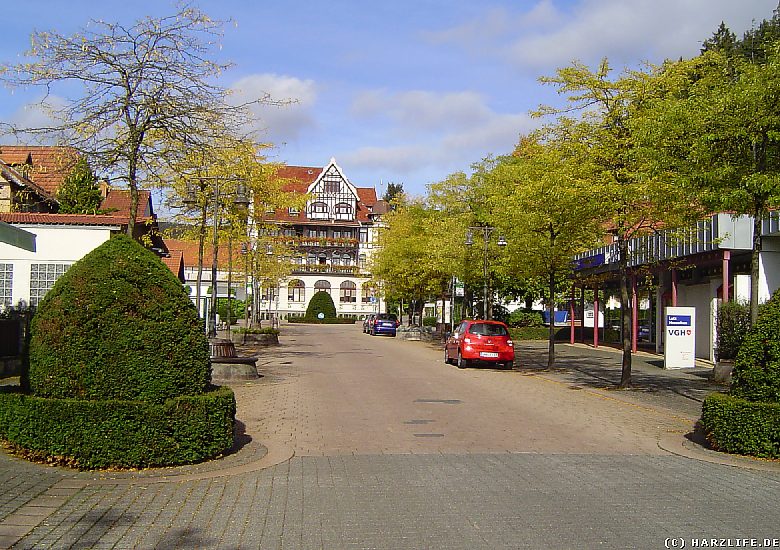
261 158 388 319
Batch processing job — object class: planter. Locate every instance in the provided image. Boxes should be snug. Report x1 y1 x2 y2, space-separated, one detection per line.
231 332 279 346
711 359 734 384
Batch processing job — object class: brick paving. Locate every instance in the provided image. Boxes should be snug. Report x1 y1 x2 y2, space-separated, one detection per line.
1 323 779 549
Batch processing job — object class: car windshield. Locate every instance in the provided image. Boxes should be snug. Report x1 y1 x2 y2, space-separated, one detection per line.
468 323 508 336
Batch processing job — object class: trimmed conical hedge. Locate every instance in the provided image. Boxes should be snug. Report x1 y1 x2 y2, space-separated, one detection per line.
27 234 210 403
1 235 235 469
305 290 337 319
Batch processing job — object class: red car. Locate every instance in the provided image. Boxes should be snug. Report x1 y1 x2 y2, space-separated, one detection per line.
444 320 514 369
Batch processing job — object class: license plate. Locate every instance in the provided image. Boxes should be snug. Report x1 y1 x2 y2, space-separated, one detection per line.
480 352 499 358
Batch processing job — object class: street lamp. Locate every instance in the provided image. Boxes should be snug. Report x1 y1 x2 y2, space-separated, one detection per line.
183 178 249 339
465 226 507 320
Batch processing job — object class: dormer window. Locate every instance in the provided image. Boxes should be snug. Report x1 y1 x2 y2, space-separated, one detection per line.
334 202 353 220
288 207 299 216
310 201 329 219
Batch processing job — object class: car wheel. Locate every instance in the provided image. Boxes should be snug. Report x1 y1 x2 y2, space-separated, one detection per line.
457 349 467 369
503 361 513 370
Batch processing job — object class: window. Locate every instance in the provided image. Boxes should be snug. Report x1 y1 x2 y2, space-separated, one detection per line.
334 202 353 220
359 254 367 269
0 264 12 307
359 228 369 243
262 284 278 301
314 280 331 292
323 176 341 193
288 207 299 216
340 281 357 302
310 201 329 218
30 263 71 307
468 322 508 336
288 280 305 302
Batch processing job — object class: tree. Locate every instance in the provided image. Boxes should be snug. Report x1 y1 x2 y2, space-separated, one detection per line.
647 46 780 323
1 6 281 236
487 134 604 368
701 22 738 56
383 183 405 209
537 59 701 387
56 157 103 214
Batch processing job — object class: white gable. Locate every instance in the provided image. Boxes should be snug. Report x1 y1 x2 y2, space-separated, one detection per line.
306 158 359 221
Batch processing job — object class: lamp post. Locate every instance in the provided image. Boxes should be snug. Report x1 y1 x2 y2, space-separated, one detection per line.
465 226 507 320
183 178 249 339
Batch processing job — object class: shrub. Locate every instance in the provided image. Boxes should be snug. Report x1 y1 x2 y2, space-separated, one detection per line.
0 385 235 469
701 288 780 458
715 300 751 361
509 327 549 341
731 290 780 403
2 235 236 469
287 316 355 324
233 327 280 335
701 392 780 458
27 235 210 403
422 316 438 327
216 298 245 325
305 291 337 319
507 309 544 328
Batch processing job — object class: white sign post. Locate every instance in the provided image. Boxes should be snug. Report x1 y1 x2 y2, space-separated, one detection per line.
664 306 696 369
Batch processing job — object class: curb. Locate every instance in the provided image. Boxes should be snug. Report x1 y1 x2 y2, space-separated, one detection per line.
658 432 780 472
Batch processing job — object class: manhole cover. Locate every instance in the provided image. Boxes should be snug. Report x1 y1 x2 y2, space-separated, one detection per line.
404 419 434 425
413 433 444 438
414 399 462 405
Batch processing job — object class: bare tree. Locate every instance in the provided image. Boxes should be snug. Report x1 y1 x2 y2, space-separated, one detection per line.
0 5 281 236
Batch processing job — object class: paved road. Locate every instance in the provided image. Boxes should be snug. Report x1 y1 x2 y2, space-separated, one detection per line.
1 323 779 549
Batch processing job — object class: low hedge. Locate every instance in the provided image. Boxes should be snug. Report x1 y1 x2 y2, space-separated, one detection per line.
233 327 280 335
510 327 551 341
700 392 780 459
287 317 356 324
0 385 236 469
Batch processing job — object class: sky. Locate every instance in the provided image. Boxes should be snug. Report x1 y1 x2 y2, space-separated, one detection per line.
0 0 777 205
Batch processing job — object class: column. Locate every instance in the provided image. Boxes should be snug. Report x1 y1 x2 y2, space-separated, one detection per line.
722 250 731 303
593 285 599 349
631 273 638 354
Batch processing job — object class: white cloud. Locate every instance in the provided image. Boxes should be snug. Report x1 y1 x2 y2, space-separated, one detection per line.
427 0 776 72
229 73 318 144
352 90 493 133
343 90 538 179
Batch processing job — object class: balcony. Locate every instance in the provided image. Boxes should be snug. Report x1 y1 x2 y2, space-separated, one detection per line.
275 236 359 249
291 264 362 275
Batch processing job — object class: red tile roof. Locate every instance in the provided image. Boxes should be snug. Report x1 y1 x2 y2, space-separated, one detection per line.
164 238 244 271
267 164 381 224
162 249 185 282
0 212 130 226
0 146 80 196
100 189 153 219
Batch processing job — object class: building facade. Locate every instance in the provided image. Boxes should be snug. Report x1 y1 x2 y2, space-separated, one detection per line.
259 159 388 319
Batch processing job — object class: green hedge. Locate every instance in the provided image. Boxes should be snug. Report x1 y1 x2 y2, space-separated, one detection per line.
287 316 356 324
701 392 780 458
233 327 280 335
510 327 550 340
27 235 210 403
0 385 235 469
305 291 337 319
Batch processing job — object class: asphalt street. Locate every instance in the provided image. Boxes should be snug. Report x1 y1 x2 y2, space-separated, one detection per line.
1 323 778 549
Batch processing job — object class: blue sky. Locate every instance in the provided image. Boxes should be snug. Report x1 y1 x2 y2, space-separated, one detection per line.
1 0 776 202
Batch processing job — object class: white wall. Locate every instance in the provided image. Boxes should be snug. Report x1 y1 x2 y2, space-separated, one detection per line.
676 282 715 361
0 224 116 306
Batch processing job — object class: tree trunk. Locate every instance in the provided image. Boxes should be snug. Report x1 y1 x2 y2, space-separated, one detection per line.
547 268 556 370
618 237 632 388
750 206 762 324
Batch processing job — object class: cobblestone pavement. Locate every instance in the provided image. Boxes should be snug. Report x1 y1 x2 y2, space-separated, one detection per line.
1 324 779 549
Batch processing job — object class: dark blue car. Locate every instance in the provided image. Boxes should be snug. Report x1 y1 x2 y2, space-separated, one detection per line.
370 313 398 336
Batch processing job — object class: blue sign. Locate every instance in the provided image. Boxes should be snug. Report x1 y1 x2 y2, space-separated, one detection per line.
667 315 692 327
573 253 605 271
